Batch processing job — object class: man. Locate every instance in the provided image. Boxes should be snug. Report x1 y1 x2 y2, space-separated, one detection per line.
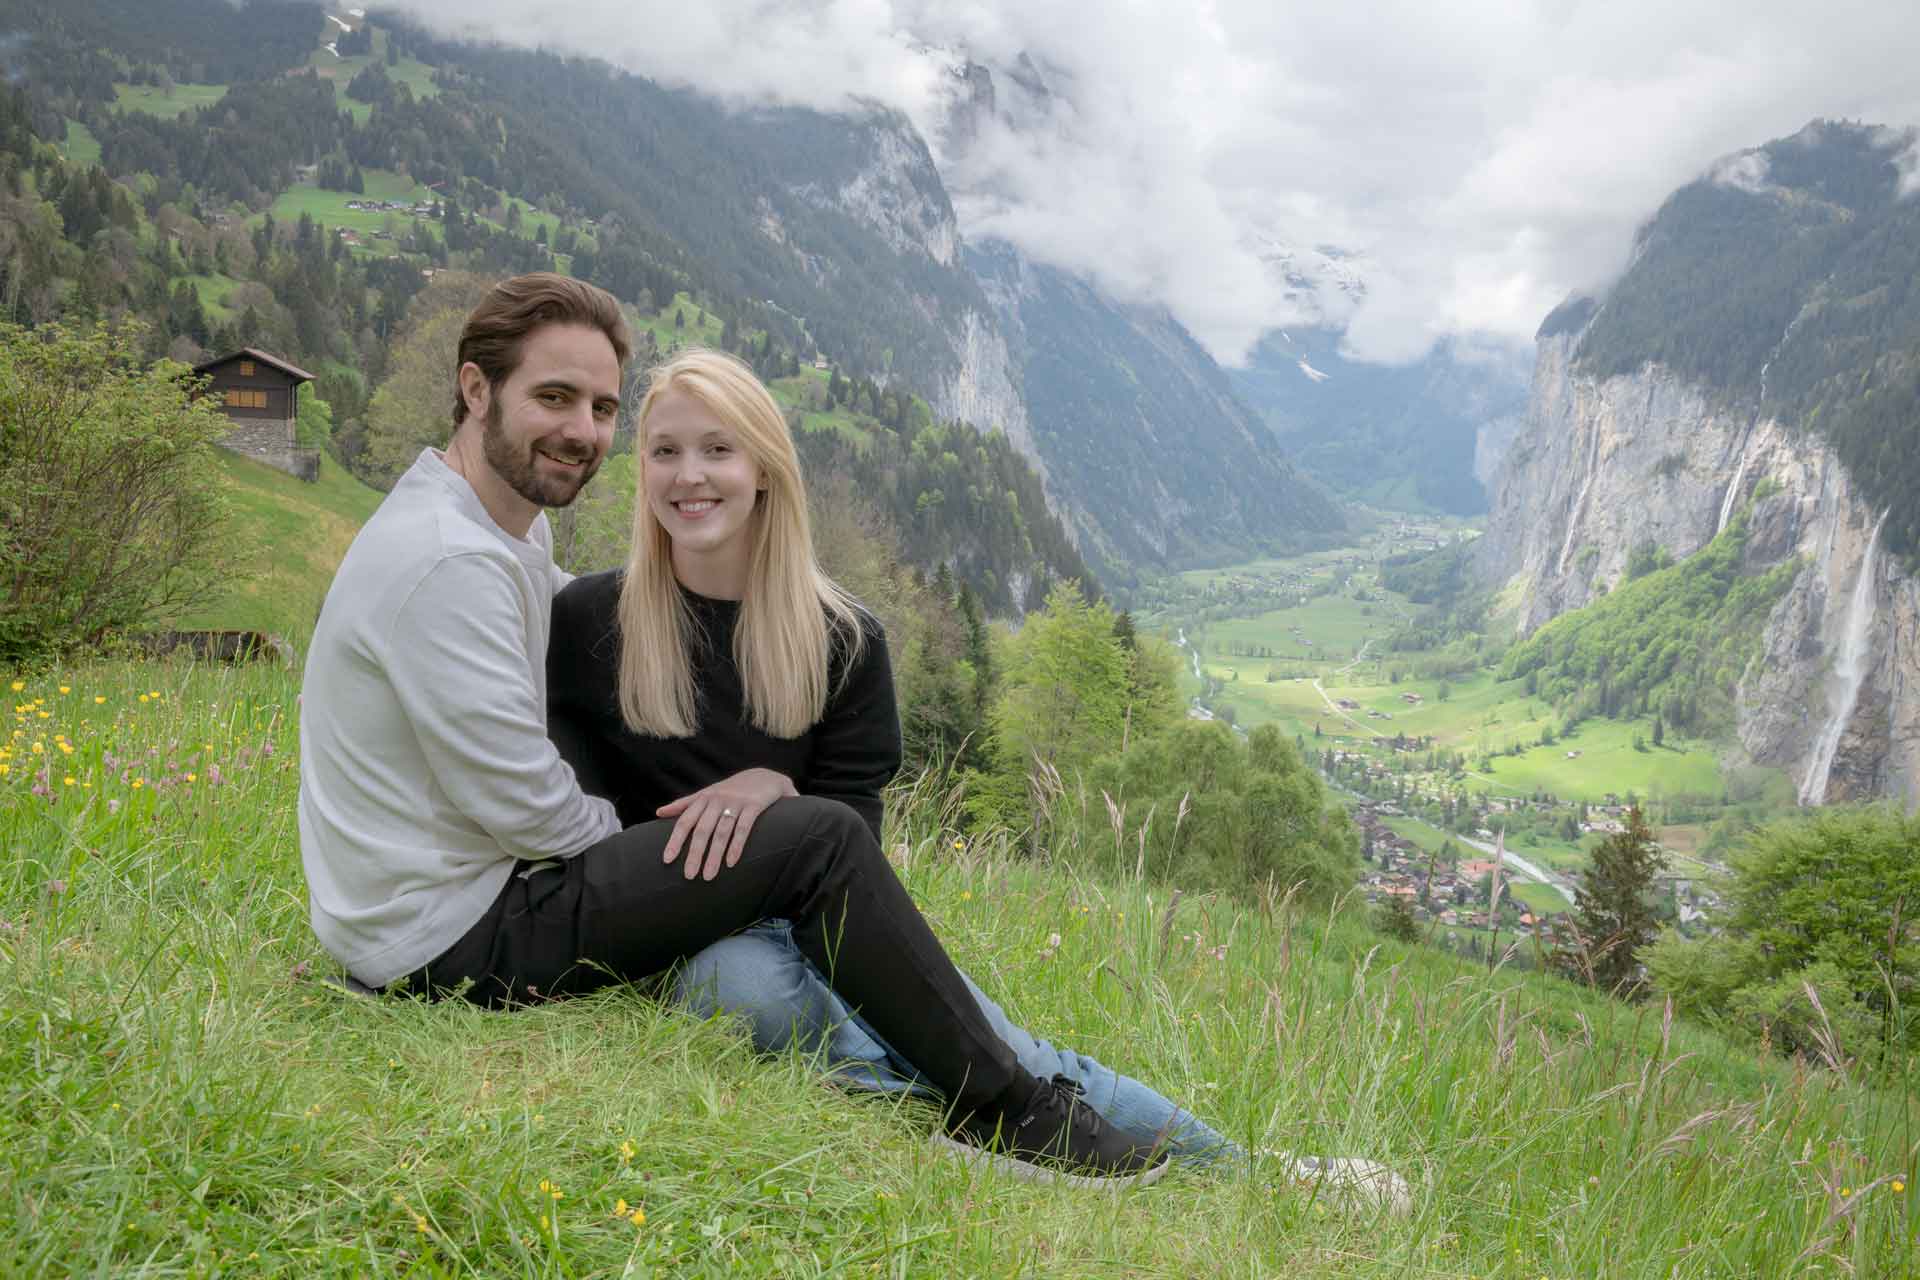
297 272 1165 1187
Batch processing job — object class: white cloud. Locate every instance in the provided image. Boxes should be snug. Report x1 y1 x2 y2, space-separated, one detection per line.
382 0 1920 364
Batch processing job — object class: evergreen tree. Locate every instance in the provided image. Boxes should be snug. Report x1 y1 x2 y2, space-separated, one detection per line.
1561 806 1666 996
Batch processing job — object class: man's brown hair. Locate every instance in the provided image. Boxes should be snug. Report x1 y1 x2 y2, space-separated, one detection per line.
453 273 632 424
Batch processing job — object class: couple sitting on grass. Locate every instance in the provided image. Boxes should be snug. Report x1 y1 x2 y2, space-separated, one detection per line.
298 271 1406 1206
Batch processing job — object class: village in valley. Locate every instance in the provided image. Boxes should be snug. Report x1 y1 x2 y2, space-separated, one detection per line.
1134 509 1741 954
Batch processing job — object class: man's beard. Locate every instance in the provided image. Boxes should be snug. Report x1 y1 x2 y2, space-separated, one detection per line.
481 399 601 509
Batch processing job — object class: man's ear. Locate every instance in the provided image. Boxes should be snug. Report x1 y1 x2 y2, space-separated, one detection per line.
456 362 491 425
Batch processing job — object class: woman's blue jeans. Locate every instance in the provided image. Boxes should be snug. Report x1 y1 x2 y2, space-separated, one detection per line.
673 919 1239 1166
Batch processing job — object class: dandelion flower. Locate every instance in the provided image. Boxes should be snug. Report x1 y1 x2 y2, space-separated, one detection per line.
1840 1186 1852 1198
960 890 972 901
58 685 69 695
94 696 105 704
7 681 20 692
614 1199 629 1217
629 1208 645 1226
1893 1179 1906 1193
138 695 149 704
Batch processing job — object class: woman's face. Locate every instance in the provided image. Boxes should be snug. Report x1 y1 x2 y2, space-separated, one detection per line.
641 388 767 597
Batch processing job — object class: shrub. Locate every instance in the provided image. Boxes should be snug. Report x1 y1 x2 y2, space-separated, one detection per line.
1646 807 1920 1064
0 320 238 659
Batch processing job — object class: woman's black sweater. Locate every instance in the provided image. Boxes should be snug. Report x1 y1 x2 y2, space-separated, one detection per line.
546 570 901 844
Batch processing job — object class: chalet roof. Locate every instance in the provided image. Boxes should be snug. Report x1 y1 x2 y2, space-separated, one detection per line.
193 348 316 383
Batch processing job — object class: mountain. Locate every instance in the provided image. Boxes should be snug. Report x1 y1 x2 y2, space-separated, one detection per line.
1229 324 1529 516
930 60 1347 587
1478 120 1920 807
966 239 1343 588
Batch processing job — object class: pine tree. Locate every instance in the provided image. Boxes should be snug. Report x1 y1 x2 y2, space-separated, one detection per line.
1562 806 1666 996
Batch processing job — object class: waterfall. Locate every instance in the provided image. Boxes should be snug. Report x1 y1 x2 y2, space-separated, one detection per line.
1716 441 1751 535
1799 508 1891 805
1554 423 1606 576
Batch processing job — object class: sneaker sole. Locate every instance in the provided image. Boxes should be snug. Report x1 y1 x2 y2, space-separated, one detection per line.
928 1133 1172 1189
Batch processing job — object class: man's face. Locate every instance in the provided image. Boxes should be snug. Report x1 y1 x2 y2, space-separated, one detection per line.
470 323 621 510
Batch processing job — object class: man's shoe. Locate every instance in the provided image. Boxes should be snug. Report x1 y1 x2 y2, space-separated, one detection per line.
932 1075 1172 1188
1280 1153 1412 1216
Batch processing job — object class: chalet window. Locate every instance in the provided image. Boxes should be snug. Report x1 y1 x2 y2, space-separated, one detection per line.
225 389 269 409
239 360 256 376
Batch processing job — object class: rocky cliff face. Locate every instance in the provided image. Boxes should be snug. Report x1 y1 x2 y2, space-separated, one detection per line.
1479 323 1920 807
790 109 1047 495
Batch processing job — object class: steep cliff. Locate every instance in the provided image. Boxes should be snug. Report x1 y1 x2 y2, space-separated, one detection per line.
1480 318 1920 807
1480 121 1920 808
966 239 1344 587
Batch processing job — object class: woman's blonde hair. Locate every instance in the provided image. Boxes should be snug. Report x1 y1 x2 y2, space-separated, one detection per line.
616 347 865 739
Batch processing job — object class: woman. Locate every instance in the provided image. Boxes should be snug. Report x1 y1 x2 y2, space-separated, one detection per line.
545 348 1240 1170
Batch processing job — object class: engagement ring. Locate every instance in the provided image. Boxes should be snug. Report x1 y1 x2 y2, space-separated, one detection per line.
722 808 735 818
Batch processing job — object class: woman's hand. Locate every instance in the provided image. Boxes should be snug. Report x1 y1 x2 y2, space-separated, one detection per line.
658 768 798 881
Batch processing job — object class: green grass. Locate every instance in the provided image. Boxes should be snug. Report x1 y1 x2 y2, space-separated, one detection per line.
182 272 246 320
60 119 100 168
176 452 386 641
261 171 439 238
2 657 1917 1274
111 81 229 118
308 26 440 124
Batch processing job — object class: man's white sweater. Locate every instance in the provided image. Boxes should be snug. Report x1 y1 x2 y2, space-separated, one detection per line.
298 449 621 987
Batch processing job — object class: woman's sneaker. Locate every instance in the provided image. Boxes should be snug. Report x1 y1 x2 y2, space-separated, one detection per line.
933 1075 1172 1188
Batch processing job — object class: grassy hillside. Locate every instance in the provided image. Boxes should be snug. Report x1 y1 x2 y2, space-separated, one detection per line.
1 657 1914 1275
177 453 386 642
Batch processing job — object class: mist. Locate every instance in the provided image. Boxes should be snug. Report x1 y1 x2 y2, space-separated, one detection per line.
382 0 1920 365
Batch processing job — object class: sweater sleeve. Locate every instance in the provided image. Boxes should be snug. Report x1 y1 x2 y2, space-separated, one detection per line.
386 552 620 859
806 614 902 846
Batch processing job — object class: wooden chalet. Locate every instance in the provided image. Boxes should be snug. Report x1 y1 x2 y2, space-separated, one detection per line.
193 348 320 481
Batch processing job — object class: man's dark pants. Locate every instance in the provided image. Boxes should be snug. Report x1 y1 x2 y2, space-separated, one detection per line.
398 796 1022 1116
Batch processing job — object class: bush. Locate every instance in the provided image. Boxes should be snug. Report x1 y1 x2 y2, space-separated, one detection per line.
1646 807 1920 1064
0 320 238 659
1043 720 1359 906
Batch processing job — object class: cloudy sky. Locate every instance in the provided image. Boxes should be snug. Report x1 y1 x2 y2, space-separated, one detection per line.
386 0 1920 365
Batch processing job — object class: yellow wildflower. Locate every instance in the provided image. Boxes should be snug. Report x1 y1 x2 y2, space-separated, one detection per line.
614 1199 629 1217
7 681 20 692
94 696 105 704
185 773 196 782
132 778 144 788
148 690 159 699
63 776 75 786
1893 1179 1906 1193
138 695 149 704
960 890 972 901
57 742 72 754
629 1208 645 1227
58 685 69 695
619 1139 635 1163
31 742 43 754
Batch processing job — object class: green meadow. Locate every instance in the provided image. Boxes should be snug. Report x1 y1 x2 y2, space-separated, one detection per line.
112 81 230 119
177 453 386 641
3 658 1916 1275
60 119 101 168
308 27 441 125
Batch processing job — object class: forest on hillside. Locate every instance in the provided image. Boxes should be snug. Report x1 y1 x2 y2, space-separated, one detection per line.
0 0 1094 616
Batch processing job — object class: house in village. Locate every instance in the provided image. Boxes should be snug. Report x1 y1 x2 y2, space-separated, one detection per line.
193 348 319 482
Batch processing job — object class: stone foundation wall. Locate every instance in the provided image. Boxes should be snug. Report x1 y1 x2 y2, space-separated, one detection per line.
218 417 318 481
